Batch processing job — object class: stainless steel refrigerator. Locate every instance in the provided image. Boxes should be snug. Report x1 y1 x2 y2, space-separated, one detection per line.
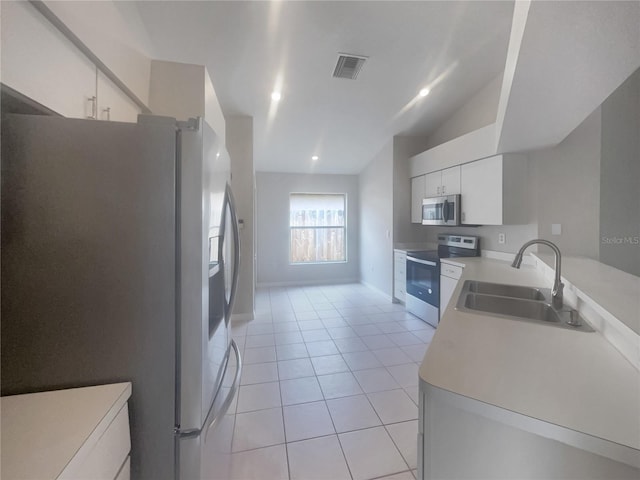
1 113 241 480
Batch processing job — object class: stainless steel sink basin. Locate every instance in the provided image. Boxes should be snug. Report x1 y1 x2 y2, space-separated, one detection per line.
466 281 547 301
455 280 593 332
463 294 559 322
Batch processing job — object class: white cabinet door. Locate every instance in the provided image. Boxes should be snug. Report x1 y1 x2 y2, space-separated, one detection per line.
441 166 461 195
425 171 442 197
1 1 96 118
461 156 503 225
440 263 462 319
411 176 426 224
97 71 141 123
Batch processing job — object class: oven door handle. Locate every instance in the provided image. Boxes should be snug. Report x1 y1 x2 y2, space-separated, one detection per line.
407 257 437 267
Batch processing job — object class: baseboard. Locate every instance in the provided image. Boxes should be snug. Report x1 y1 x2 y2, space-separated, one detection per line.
360 281 393 302
256 277 360 288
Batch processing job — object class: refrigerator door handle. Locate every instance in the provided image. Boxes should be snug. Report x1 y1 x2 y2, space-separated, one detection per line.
225 184 241 320
175 339 242 440
204 339 242 441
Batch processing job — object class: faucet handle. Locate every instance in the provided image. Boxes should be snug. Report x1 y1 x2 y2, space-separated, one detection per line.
564 309 582 327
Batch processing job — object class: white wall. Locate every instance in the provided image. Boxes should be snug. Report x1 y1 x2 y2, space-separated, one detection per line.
424 73 502 150
256 172 359 286
393 136 432 243
227 116 255 318
359 142 394 296
529 108 602 258
422 109 601 255
600 68 640 276
149 60 226 141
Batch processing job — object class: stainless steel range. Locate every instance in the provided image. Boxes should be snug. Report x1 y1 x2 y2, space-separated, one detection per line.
406 234 480 327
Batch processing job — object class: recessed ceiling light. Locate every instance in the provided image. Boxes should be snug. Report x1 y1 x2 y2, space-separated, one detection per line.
311 155 319 161
419 88 430 97
271 91 282 101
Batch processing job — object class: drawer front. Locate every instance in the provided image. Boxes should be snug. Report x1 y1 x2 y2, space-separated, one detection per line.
441 263 463 279
394 252 407 264
395 261 406 277
63 403 131 480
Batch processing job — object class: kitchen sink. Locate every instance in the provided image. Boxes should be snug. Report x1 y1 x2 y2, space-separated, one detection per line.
463 294 560 322
456 281 593 332
465 281 548 301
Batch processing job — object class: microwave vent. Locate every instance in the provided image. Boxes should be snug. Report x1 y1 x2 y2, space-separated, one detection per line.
333 54 367 80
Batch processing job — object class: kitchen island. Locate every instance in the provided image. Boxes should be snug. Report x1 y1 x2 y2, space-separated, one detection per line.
418 255 640 479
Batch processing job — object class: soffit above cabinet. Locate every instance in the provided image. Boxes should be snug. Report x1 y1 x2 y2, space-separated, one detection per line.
496 0 640 153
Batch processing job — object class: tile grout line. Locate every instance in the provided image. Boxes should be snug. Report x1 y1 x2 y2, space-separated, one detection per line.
239 284 430 480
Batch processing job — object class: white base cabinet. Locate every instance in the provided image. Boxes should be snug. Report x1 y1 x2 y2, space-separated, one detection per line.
393 250 407 302
439 263 463 319
1 383 132 480
460 154 528 225
419 382 640 480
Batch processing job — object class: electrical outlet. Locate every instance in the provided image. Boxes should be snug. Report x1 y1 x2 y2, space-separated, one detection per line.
498 233 506 244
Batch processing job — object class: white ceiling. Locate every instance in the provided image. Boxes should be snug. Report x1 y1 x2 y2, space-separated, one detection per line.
135 1 515 174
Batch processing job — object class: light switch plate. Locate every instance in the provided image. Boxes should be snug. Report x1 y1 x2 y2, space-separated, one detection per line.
552 224 562 235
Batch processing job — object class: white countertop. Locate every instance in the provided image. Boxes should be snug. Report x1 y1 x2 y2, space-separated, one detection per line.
420 256 640 455
535 253 640 335
1 382 132 479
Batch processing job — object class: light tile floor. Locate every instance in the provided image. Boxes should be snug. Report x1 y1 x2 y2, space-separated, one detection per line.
224 283 435 480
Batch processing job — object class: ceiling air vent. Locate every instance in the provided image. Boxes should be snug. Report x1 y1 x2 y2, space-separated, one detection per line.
333 54 367 80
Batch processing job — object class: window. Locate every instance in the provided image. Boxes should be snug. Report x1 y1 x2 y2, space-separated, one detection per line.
289 193 346 264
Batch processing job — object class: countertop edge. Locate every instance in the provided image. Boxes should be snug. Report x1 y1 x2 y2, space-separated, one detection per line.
1 382 133 480
419 255 640 459
421 379 640 469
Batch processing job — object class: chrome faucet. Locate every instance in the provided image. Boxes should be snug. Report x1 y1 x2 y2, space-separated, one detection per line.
511 239 564 310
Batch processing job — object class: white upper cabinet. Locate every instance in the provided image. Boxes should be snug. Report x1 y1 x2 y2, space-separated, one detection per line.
97 70 141 123
440 166 461 195
411 176 426 224
1 1 96 118
424 166 461 197
460 154 528 225
425 171 441 197
1 1 145 122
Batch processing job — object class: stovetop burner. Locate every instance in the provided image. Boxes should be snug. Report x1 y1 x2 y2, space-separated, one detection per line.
407 235 480 261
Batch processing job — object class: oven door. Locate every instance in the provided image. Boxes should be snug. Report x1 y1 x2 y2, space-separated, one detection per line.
406 256 440 308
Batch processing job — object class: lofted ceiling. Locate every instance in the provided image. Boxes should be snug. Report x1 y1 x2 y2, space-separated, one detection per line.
135 1 515 174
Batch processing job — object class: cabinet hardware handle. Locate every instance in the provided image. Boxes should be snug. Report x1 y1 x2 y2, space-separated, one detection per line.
103 107 111 121
437 186 440 195
87 96 97 119
442 185 446 194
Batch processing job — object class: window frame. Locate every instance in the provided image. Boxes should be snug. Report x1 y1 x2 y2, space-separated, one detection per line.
288 192 348 265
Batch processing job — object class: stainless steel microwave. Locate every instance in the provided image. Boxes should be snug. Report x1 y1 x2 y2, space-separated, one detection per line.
422 194 461 226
